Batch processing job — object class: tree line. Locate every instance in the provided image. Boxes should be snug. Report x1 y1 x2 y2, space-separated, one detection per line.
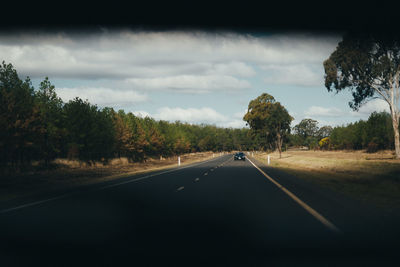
243 33 400 158
288 112 398 152
2 59 398 172
240 92 398 154
0 62 258 171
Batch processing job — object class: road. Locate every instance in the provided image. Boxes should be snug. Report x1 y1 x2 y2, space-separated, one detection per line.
0 154 398 266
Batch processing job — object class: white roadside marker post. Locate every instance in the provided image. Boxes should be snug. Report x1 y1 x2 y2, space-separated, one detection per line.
267 155 270 165
178 156 181 166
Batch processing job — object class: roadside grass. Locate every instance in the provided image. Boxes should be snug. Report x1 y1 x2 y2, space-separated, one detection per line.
253 150 400 213
0 151 221 203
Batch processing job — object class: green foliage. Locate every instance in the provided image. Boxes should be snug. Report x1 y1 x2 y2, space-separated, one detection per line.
288 134 303 147
289 113 396 152
3 61 399 172
35 77 65 165
0 60 263 171
292 119 320 148
63 98 114 162
293 119 319 139
329 112 396 151
243 93 293 156
3 60 400 172
365 112 394 150
323 33 400 110
323 32 400 158
317 126 333 139
0 61 41 169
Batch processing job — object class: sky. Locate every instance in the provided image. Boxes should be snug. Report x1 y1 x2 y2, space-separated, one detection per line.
0 28 391 129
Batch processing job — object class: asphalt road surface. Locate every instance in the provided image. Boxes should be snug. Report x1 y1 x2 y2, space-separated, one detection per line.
0 154 399 266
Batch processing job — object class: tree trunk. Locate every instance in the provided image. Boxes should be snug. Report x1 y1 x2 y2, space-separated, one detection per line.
392 114 400 159
276 133 282 158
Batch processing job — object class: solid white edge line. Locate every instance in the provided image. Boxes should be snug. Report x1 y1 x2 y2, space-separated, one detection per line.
0 194 70 214
247 157 341 234
0 154 231 214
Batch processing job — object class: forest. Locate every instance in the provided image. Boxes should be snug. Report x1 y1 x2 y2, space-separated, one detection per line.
0 62 258 171
1 61 398 172
289 112 398 152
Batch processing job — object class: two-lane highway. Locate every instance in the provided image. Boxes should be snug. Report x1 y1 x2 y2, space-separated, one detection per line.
0 154 398 266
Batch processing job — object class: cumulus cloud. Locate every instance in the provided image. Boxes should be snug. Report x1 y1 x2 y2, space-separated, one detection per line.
298 98 392 127
305 99 390 120
207 61 256 77
355 98 390 116
0 29 343 127
262 64 323 87
233 110 247 119
126 75 251 93
151 107 270 128
153 107 228 123
132 110 152 118
220 120 248 128
0 29 340 90
56 87 148 106
304 106 347 117
132 106 247 128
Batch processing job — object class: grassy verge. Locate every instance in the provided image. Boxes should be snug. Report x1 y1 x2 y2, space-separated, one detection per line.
253 150 400 213
0 152 223 203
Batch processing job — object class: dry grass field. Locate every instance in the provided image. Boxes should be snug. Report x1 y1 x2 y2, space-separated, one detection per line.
253 150 400 212
0 152 220 203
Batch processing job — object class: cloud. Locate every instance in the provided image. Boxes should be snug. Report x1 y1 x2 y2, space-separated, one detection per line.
355 98 390 116
207 61 256 77
262 64 324 87
0 29 340 91
132 110 152 118
153 107 228 123
132 107 247 128
304 106 346 117
126 75 251 93
233 110 247 119
56 87 148 106
305 99 390 119
220 120 248 128
298 98 392 127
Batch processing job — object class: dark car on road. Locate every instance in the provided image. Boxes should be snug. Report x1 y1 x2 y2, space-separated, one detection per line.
234 152 246 161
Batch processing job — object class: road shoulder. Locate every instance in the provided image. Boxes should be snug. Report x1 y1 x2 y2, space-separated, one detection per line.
248 155 400 241
0 153 227 213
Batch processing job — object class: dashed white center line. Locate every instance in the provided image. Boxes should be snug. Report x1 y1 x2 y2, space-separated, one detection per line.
0 155 231 214
204 173 208 176
194 178 200 182
176 186 185 191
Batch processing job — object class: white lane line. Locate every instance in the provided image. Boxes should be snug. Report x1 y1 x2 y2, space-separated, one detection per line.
0 154 231 214
176 186 185 191
204 173 208 176
194 178 200 182
247 157 341 234
87 155 231 191
0 194 71 214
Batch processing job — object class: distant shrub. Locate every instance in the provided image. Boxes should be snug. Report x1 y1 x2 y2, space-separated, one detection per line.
319 137 330 150
367 141 379 153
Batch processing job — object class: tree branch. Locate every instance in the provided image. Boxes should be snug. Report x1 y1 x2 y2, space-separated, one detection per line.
349 76 391 104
